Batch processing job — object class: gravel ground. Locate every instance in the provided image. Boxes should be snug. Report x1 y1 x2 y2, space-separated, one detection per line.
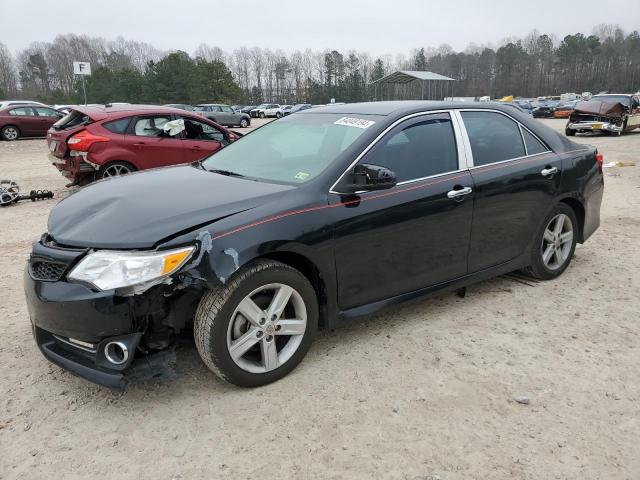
0 118 638 480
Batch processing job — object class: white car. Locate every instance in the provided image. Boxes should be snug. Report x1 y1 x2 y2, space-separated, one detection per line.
250 103 283 118
0 100 48 109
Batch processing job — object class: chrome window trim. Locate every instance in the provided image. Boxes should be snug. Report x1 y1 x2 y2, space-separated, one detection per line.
329 109 465 194
455 108 553 168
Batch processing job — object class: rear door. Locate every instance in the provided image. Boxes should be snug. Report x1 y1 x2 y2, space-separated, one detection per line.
33 107 63 135
457 109 561 272
8 107 40 135
179 116 225 161
121 115 186 169
331 111 474 310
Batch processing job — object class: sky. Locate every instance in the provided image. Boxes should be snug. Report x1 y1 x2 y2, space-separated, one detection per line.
4 0 638 56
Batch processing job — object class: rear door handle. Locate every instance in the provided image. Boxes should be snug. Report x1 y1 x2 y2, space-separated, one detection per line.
133 142 146 147
541 167 558 177
447 186 473 199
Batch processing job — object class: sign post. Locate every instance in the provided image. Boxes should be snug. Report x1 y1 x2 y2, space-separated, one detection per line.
73 61 91 105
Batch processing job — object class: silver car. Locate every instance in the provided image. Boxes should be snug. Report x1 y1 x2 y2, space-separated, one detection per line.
194 104 251 128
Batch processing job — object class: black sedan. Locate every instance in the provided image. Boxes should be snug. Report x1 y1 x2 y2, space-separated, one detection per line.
25 102 604 388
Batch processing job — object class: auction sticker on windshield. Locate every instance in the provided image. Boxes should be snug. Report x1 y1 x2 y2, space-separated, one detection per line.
334 117 376 129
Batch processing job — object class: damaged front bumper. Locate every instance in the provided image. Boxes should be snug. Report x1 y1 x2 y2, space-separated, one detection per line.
566 121 623 133
24 238 201 388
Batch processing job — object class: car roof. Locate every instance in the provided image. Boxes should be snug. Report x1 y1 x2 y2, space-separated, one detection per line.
196 103 227 106
71 104 203 121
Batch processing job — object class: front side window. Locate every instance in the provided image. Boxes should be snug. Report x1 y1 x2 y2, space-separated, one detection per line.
9 107 35 116
34 107 60 117
182 117 225 142
133 116 171 137
361 113 458 182
461 111 525 166
221 106 233 113
201 113 381 184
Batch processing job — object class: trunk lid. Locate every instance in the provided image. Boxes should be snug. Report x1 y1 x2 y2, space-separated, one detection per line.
47 107 103 158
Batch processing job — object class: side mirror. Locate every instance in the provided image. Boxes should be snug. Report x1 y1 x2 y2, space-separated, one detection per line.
345 164 397 193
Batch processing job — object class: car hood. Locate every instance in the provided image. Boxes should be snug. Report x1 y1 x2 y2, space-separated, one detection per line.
48 164 295 249
573 100 626 117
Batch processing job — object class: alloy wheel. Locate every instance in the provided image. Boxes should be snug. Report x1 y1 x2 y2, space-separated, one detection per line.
226 283 307 374
3 127 18 140
102 164 132 177
541 213 574 270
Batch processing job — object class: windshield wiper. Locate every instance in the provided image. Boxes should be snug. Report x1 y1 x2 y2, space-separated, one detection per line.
206 168 246 178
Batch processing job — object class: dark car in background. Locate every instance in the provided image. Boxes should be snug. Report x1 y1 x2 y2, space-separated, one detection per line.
240 105 255 114
194 104 251 127
566 94 640 136
532 101 560 118
0 105 64 141
46 104 239 184
26 101 603 389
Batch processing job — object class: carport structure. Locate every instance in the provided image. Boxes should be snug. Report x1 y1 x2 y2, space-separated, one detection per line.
370 70 456 101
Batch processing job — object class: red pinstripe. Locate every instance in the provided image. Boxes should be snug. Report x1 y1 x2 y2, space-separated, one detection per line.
212 148 586 241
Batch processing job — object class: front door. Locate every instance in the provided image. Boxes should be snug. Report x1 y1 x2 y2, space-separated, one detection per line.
458 110 562 272
331 112 474 310
180 116 225 162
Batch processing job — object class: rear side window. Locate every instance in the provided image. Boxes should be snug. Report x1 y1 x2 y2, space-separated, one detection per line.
34 107 60 117
461 111 525 166
362 113 458 182
522 128 548 155
9 107 35 116
103 118 130 134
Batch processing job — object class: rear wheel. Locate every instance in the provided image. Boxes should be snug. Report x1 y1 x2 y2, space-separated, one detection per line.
194 260 318 387
239 118 249 128
1 125 20 141
97 161 136 179
524 203 578 280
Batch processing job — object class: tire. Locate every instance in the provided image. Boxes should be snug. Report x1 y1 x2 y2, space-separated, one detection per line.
239 118 249 128
524 203 578 280
275 112 282 118
97 161 136 179
565 128 575 136
194 259 318 387
1 125 20 141
259 112 265 119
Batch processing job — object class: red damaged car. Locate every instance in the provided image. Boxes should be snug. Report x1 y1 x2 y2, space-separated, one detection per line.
47 105 241 184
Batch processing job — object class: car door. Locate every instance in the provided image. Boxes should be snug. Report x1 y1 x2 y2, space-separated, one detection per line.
628 95 640 129
331 111 474 310
121 115 186 169
457 109 562 273
8 107 40 136
33 107 63 135
179 116 225 162
219 105 235 125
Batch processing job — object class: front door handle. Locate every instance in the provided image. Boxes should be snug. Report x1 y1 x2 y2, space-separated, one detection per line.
447 186 473 199
541 166 558 177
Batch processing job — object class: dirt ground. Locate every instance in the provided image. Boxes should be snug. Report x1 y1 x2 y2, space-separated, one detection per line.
0 118 638 480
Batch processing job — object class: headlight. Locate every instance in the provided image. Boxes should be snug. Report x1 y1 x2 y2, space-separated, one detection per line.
68 246 195 291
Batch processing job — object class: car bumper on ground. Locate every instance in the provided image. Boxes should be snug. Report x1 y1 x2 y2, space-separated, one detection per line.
566 121 622 133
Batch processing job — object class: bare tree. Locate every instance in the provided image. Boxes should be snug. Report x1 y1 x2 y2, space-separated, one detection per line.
0 42 18 96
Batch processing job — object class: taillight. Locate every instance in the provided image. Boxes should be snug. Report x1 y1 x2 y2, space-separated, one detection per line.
67 130 109 151
595 152 604 168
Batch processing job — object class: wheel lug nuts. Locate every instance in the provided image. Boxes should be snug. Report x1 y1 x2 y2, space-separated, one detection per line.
266 335 273 342
275 325 281 331
271 315 277 321
256 331 263 338
259 318 266 325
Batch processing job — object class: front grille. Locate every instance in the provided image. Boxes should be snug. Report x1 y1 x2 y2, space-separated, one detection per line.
30 260 68 281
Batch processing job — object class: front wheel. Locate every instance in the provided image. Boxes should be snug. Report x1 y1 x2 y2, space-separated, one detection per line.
275 112 282 118
524 203 578 280
194 260 318 387
259 112 265 119
565 128 575 136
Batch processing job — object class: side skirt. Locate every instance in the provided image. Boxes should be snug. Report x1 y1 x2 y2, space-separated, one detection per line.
333 255 528 328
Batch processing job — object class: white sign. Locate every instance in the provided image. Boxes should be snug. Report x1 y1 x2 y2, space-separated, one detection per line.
334 117 376 129
73 61 91 75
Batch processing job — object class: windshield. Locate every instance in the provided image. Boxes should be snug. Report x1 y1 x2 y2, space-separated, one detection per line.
592 95 630 106
201 113 381 184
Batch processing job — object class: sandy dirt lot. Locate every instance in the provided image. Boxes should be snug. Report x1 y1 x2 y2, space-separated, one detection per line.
0 118 638 480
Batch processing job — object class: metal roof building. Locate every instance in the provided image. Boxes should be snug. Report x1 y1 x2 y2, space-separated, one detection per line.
370 70 456 101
